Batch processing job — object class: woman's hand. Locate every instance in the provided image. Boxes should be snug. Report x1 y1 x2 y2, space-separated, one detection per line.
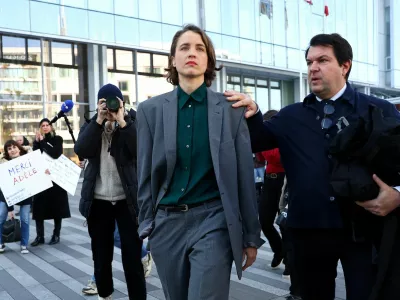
8 211 14 219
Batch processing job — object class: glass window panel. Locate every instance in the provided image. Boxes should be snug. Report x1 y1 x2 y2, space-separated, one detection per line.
270 80 280 88
257 79 268 86
42 66 79 103
261 43 272 66
394 70 400 89
366 0 375 65
2 36 26 61
272 0 285 46
52 42 73 65
107 48 114 69
240 39 256 63
335 0 347 37
244 77 255 85
288 48 300 70
221 35 240 61
63 0 87 8
311 0 323 14
0 0 30 31
368 65 378 85
206 32 222 58
162 24 181 51
299 1 313 50
238 0 255 39
393 1 400 70
0 101 44 147
153 55 168 75
274 45 286 68
139 20 162 49
358 63 368 83
137 75 173 102
182 0 199 25
286 0 299 48
270 87 282 110
30 1 60 35
137 53 151 73
88 11 115 42
114 0 138 17
88 0 113 13
42 41 51 64
115 16 139 46
258 1 272 43
357 0 367 63
204 0 221 33
349 61 359 82
116 50 133 72
38 0 59 3
139 0 161 22
244 86 255 103
161 0 183 25
256 87 269 114
221 0 239 36
63 6 89 39
108 72 137 107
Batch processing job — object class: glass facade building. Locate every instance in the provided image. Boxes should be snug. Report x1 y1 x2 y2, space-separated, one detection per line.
1 0 400 161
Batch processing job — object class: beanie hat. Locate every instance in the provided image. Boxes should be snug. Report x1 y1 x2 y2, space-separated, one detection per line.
97 83 124 101
39 118 51 127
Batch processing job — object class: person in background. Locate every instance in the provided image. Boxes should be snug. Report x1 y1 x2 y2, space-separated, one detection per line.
15 135 32 150
31 118 71 246
75 84 146 300
0 140 34 254
259 110 285 270
253 152 265 204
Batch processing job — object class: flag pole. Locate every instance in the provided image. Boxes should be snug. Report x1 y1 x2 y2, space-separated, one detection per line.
298 0 303 100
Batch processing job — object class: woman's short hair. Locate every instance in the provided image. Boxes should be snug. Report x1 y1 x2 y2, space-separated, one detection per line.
3 139 27 160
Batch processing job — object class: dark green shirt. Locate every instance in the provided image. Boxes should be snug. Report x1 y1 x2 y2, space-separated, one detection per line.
160 83 220 205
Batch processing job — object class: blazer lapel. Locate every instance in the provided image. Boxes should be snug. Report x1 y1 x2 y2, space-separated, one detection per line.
207 89 223 179
163 89 178 183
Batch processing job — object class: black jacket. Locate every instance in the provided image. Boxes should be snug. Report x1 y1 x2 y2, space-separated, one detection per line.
74 109 138 220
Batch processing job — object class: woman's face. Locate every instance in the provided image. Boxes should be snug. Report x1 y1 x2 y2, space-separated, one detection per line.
40 122 52 134
7 145 20 159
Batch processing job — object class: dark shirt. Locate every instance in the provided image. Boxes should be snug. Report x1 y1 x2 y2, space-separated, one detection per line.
247 84 400 229
160 83 220 205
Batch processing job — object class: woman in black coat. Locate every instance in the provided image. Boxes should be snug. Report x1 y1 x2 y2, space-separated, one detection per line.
31 118 71 246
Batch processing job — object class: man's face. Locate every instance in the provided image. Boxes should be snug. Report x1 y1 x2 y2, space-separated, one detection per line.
15 136 24 146
306 45 350 99
172 31 208 82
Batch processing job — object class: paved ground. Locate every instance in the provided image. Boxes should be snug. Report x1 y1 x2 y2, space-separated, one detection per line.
0 183 347 299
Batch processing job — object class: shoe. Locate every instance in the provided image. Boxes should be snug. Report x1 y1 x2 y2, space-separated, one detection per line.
49 235 60 245
21 246 29 254
30 236 45 247
142 253 153 277
271 253 283 269
98 295 112 300
285 295 302 300
282 264 290 279
0 244 5 253
82 280 98 295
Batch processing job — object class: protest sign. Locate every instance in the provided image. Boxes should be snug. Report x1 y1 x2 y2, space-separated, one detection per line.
43 153 81 196
0 150 53 206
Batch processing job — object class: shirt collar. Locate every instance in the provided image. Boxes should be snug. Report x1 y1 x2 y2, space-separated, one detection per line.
315 83 347 102
303 82 355 107
178 82 207 109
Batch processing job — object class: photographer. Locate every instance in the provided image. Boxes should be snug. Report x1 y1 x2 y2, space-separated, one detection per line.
74 84 146 300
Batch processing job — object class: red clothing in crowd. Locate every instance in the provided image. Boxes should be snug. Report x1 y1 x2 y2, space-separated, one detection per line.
262 148 285 174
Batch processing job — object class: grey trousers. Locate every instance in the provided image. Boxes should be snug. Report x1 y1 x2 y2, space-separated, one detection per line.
149 200 233 300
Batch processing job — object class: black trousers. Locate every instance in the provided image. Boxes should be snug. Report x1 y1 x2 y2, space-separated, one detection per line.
280 227 301 297
291 228 374 300
36 219 62 237
88 200 146 299
258 173 285 255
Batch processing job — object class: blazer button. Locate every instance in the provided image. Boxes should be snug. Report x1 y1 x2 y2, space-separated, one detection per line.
329 196 335 201
163 187 168 191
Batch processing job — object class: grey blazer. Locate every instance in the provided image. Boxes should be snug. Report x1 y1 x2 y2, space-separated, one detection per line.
137 87 264 278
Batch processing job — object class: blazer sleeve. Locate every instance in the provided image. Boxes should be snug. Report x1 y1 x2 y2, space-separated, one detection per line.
137 104 155 239
74 120 103 159
236 109 265 249
37 136 63 159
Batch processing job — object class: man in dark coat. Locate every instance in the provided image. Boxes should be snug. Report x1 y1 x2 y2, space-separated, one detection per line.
74 84 146 300
225 33 400 300
31 118 70 247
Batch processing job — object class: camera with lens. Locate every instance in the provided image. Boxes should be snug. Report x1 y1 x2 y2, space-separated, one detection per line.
105 96 120 112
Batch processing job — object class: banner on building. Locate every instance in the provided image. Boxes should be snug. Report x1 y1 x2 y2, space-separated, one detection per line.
0 150 53 206
260 0 273 19
43 153 81 196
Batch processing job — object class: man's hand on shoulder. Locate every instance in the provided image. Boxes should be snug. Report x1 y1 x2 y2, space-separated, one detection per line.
224 90 258 119
356 174 400 216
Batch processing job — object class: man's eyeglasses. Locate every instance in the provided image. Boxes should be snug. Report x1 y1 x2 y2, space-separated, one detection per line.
321 103 335 129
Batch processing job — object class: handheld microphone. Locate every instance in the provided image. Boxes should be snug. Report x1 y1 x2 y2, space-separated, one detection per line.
50 100 74 124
